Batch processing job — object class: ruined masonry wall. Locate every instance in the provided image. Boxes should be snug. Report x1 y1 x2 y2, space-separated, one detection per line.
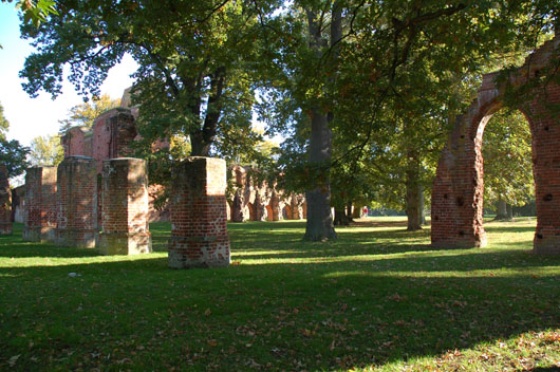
56 156 97 248
431 34 560 254
97 158 152 255
92 109 137 174
168 157 230 268
22 167 57 241
0 165 12 235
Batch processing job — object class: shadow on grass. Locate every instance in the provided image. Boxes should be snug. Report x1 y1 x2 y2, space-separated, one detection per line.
1 219 559 371
1 253 559 371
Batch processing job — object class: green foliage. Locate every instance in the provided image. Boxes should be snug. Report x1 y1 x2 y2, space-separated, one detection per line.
28 134 64 166
58 94 120 132
483 110 534 208
2 0 57 26
19 0 268 158
0 138 30 178
0 102 9 141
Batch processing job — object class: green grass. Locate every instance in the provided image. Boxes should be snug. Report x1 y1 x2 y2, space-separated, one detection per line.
0 217 559 371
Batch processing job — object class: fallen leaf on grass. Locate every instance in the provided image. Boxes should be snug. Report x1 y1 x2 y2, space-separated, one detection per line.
8 355 20 367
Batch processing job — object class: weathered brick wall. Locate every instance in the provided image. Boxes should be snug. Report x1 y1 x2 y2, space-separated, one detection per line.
61 127 89 157
228 165 303 222
56 156 97 248
92 108 137 174
168 157 230 268
432 35 560 254
0 164 12 235
529 82 560 254
22 167 57 242
97 158 152 255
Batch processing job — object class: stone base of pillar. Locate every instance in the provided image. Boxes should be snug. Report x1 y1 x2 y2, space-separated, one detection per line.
56 229 96 248
97 232 152 255
22 226 56 242
168 236 230 269
0 222 12 235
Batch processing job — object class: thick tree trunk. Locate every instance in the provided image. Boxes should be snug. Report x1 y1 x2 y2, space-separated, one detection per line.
304 110 337 241
303 4 340 241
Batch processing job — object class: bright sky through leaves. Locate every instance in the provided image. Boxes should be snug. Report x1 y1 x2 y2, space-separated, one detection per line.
0 2 136 146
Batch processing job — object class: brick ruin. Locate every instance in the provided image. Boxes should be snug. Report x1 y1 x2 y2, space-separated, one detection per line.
168 157 230 268
0 164 12 235
55 156 98 248
228 165 306 222
432 35 560 254
97 158 152 255
22 166 57 241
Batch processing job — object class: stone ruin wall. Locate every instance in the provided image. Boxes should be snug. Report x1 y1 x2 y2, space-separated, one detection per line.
22 166 57 241
228 165 307 223
168 157 230 268
431 34 560 254
57 104 306 224
97 158 152 255
0 164 12 235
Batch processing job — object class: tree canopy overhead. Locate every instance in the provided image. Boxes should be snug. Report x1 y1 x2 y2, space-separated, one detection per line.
19 0 268 157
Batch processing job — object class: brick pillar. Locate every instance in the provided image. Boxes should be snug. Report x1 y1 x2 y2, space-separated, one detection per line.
268 189 282 221
168 157 230 268
23 167 57 241
0 164 12 235
97 158 152 255
531 85 560 254
56 156 97 248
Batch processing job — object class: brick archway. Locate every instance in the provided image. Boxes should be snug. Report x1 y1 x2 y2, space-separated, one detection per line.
431 35 560 254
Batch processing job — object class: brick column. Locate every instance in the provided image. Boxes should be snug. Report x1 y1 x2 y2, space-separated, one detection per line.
531 85 560 254
23 167 57 242
0 164 12 235
168 157 230 268
56 156 97 248
97 158 152 255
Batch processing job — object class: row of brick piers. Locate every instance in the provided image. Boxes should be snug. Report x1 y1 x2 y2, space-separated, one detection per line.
0 156 230 268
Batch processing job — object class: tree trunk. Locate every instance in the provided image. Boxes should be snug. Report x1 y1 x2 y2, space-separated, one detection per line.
405 153 422 231
304 110 337 240
302 3 340 241
333 207 349 226
494 197 512 221
419 184 426 225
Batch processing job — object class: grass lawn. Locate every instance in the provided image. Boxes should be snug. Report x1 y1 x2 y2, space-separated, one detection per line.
1 217 559 371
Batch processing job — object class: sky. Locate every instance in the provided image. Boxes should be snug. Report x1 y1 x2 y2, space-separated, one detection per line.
0 3 137 147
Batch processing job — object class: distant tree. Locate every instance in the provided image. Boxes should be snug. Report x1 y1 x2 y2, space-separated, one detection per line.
59 94 120 132
483 110 534 220
0 139 30 178
28 134 64 166
0 102 29 177
0 102 9 140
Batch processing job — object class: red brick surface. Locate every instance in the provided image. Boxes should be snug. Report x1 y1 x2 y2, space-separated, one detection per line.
0 164 12 235
432 35 560 254
56 156 97 248
168 157 230 268
97 158 152 255
22 167 57 241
